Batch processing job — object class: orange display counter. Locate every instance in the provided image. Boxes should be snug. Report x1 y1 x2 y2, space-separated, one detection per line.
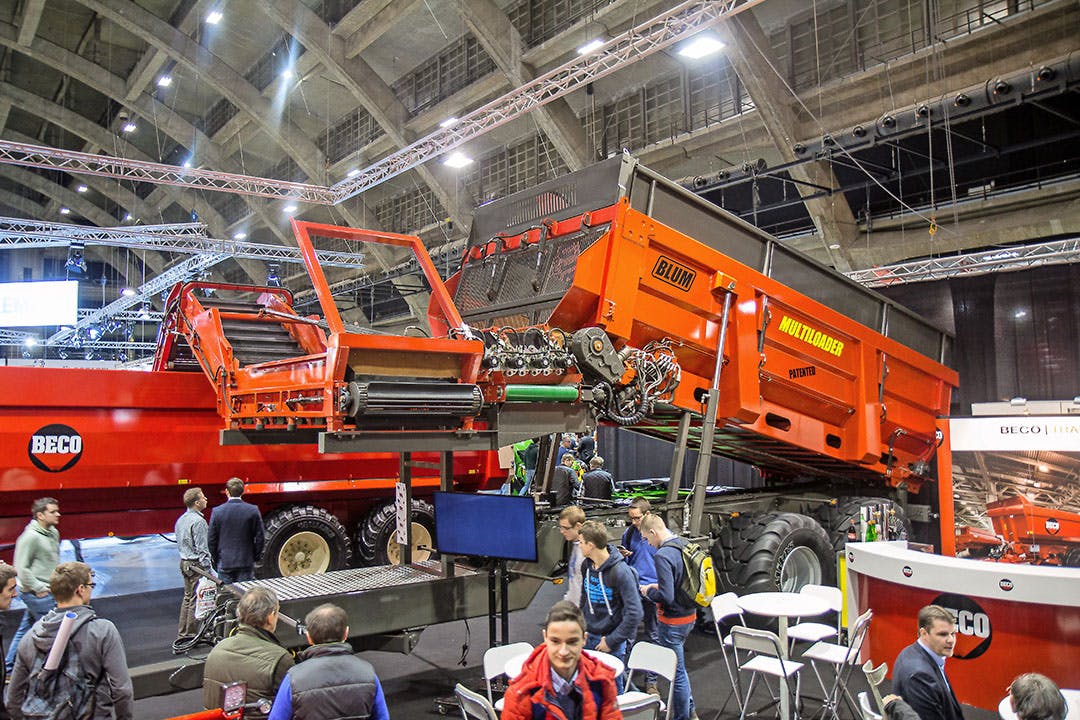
845 542 1080 711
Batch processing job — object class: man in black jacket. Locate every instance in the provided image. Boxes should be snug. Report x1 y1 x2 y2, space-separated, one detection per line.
267 604 389 720
892 605 965 720
208 478 265 582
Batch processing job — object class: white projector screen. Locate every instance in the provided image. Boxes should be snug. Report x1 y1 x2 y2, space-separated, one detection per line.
0 280 79 327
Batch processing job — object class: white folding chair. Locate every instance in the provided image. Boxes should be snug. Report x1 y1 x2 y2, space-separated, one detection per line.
788 584 843 650
731 626 804 720
482 641 533 711
455 683 499 720
711 592 748 715
619 693 664 720
801 608 873 720
619 641 677 720
858 692 883 720
862 660 888 715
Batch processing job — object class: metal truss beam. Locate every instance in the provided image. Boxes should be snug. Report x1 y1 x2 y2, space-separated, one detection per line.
846 237 1080 287
0 140 331 204
0 1 760 206
0 217 365 269
331 0 761 202
47 253 227 346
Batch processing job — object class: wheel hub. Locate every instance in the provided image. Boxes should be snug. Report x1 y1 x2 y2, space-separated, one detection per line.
278 531 331 576
386 522 434 565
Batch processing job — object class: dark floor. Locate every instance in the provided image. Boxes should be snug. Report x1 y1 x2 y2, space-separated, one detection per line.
1 537 999 719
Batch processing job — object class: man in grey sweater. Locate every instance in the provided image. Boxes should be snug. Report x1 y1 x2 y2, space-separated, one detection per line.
4 497 60 674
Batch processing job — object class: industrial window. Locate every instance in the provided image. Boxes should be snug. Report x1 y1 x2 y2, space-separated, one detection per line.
216 193 249 226
314 0 353 26
202 98 238 138
373 186 446 235
787 2 855 92
644 76 685 146
510 0 615 48
688 57 741 130
245 35 292 92
320 108 384 164
391 34 496 117
464 134 569 206
269 157 306 183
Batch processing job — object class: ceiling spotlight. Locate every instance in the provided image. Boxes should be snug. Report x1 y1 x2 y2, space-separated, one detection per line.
182 158 193 169
439 117 459 128
282 203 298 213
124 213 134 222
1037 464 1050 473
122 122 137 133
157 75 173 88
137 304 152 320
23 337 37 348
59 207 71 215
121 287 136 297
347 168 361 178
206 9 223 24
65 243 87 274
443 151 473 168
266 263 281 288
281 68 294 80
233 231 247 240
577 38 604 55
677 34 725 60
76 185 88 193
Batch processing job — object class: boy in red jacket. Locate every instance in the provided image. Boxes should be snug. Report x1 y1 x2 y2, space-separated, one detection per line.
502 601 621 720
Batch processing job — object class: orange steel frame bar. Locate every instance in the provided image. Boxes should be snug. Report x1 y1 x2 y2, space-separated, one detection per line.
167 220 485 433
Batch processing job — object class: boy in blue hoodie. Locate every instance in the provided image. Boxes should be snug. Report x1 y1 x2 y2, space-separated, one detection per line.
578 520 643 692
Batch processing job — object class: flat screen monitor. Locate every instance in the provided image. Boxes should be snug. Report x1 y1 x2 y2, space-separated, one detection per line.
433 492 538 562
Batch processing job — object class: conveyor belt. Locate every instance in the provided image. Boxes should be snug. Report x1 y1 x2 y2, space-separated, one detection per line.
233 561 476 603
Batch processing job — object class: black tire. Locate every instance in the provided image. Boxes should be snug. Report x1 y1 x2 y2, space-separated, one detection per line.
258 505 353 578
711 512 835 595
356 499 436 566
1063 547 1080 568
816 497 913 554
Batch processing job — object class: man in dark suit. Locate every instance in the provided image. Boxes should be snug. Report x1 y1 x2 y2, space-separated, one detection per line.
208 478 265 582
892 605 965 720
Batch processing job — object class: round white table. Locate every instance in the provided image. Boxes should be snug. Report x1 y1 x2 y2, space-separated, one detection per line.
999 689 1080 719
735 591 831 656
504 648 625 679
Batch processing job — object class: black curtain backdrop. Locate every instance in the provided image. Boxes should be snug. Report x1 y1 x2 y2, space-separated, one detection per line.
879 264 1080 414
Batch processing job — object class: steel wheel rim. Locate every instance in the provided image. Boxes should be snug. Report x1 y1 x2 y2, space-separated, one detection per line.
386 522 433 564
779 545 821 591
278 531 331 576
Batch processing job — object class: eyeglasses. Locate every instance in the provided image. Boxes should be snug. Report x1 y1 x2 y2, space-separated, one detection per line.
558 524 574 531
83 582 96 588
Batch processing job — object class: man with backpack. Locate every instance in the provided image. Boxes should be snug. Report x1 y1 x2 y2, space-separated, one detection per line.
639 515 699 720
6 562 133 720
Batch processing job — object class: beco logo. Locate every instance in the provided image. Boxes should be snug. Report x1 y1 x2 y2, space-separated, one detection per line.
28 424 83 473
651 256 696 291
930 592 992 660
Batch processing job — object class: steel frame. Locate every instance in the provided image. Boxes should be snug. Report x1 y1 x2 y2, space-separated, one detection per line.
846 237 1080 286
0 216 365 269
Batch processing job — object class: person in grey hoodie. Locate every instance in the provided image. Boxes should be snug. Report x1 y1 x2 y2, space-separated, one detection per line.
6 562 133 720
5 497 60 674
577 520 643 692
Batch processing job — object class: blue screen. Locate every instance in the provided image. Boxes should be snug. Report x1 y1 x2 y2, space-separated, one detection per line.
433 492 538 562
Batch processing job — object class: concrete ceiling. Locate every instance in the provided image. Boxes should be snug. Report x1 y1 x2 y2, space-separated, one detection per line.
0 0 1077 334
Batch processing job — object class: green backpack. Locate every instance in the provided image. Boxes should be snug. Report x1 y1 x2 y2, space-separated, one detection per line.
673 540 717 607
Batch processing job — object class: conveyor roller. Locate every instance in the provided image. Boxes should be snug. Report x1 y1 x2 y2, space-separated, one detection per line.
344 381 483 417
